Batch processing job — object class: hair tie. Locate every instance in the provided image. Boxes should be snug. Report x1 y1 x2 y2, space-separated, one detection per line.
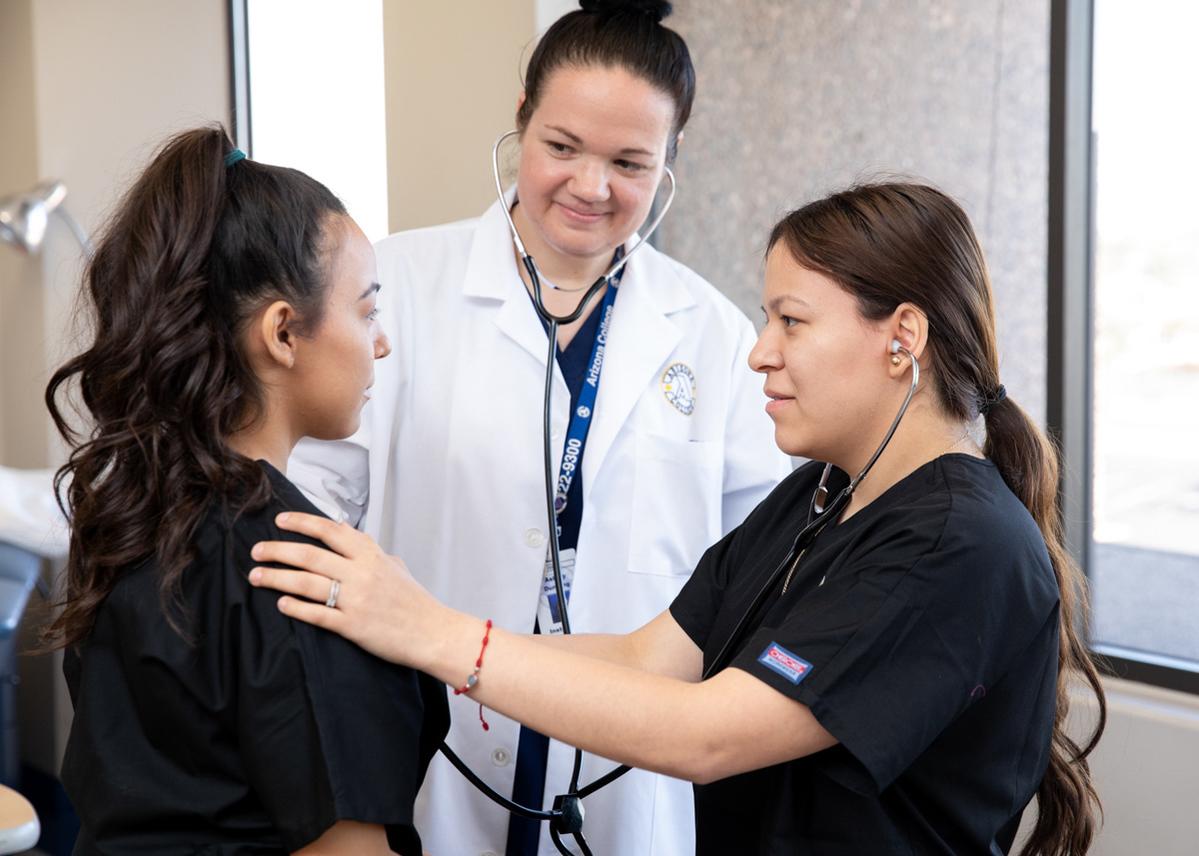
224 148 247 167
979 384 1007 416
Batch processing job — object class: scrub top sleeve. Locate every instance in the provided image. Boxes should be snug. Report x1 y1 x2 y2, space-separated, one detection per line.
234 526 443 855
669 525 742 650
731 536 1024 795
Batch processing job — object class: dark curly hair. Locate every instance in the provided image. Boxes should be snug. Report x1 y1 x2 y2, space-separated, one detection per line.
43 125 346 647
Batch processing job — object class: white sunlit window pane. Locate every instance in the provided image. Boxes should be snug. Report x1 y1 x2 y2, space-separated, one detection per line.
247 0 388 242
1089 1 1199 663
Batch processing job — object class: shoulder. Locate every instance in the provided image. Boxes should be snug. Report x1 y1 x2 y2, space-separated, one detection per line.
916 457 1058 612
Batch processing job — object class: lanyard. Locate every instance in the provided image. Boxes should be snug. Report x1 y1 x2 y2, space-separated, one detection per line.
552 259 625 517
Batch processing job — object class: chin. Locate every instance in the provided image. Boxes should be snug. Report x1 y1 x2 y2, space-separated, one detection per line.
774 427 817 461
313 416 361 442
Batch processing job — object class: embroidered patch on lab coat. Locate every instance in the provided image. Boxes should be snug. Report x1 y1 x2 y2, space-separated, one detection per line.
662 362 696 415
758 643 812 685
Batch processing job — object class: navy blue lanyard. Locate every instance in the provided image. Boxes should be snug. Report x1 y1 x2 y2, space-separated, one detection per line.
551 259 625 517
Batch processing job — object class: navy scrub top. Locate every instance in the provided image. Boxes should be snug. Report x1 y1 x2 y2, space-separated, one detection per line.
670 455 1060 855
62 462 449 855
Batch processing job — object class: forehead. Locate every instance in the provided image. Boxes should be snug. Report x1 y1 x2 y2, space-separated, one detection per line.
532 64 675 146
764 246 843 304
324 216 375 296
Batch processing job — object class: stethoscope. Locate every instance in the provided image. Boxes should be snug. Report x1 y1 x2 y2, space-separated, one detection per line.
435 130 677 856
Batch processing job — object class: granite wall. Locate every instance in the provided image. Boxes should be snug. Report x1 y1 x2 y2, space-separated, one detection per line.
658 0 1049 422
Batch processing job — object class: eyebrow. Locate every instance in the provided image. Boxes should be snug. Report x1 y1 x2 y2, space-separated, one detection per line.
763 295 812 314
358 282 381 300
545 125 656 158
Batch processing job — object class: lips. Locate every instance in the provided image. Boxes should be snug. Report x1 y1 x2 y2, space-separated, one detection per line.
764 387 794 416
555 201 608 224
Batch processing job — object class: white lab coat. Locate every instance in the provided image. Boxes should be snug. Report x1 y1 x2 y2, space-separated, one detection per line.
289 199 791 856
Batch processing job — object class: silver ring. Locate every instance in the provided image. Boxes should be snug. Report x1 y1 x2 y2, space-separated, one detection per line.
325 579 341 609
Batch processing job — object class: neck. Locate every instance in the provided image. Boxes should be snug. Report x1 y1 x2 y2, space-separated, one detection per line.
510 202 615 295
835 398 979 522
225 399 296 475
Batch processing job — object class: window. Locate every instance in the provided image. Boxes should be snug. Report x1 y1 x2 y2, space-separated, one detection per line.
1050 0 1199 692
229 0 389 241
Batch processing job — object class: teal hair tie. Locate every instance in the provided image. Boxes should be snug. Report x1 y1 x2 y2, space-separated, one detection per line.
224 148 247 167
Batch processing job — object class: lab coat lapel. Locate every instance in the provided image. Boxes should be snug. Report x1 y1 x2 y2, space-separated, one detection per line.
462 199 550 369
583 248 695 495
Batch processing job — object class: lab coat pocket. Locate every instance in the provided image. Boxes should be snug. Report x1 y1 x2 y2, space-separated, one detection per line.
628 433 723 576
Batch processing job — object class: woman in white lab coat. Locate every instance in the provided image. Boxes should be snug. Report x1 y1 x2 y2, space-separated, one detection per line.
289 2 789 854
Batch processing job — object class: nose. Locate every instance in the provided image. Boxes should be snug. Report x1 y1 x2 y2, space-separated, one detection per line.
374 329 391 360
748 323 781 375
568 158 610 203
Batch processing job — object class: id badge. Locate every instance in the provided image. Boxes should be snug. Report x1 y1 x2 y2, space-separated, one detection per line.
537 547 575 635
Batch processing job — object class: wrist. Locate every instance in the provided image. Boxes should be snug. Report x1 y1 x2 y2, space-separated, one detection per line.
422 607 486 683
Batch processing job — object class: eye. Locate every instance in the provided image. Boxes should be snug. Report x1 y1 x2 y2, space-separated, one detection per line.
547 141 574 155
780 315 799 328
366 307 380 322
615 158 647 173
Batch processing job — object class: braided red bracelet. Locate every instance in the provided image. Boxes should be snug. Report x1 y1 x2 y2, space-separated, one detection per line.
453 619 493 731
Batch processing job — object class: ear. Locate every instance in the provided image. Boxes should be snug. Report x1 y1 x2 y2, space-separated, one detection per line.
515 91 527 123
886 303 929 376
253 300 301 370
675 129 685 151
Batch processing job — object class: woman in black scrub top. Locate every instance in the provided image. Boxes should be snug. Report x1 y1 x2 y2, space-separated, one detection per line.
44 127 448 855
251 182 1107 855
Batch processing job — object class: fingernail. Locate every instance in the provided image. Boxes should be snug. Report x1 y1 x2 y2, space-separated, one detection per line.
276 512 290 525
251 544 262 559
248 569 261 584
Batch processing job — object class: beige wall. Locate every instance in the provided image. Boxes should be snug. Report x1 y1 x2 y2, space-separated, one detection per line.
0 0 44 467
383 0 536 231
1 0 230 775
0 0 231 471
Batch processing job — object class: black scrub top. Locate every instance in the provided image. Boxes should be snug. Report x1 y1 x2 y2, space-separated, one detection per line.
61 462 449 855
670 455 1060 856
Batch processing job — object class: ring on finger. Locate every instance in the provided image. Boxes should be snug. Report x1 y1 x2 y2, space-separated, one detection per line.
325 579 341 609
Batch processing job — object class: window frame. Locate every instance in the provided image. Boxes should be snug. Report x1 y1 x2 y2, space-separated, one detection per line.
228 0 252 154
1048 0 1199 696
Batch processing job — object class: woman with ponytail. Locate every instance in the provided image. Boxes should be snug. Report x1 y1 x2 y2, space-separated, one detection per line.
254 181 1106 854
46 127 447 855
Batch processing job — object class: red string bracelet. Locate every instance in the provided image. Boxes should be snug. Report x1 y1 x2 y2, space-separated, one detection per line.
453 619 493 731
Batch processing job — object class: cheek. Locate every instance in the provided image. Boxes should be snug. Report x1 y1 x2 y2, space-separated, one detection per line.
518 153 562 201
612 176 656 219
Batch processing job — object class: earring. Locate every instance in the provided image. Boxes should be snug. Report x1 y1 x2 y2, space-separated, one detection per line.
891 354 902 366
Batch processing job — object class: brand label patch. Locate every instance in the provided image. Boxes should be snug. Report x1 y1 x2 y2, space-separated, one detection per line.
758 643 812 685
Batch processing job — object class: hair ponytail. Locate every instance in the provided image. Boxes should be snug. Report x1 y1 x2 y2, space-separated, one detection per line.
984 396 1106 856
44 126 345 648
